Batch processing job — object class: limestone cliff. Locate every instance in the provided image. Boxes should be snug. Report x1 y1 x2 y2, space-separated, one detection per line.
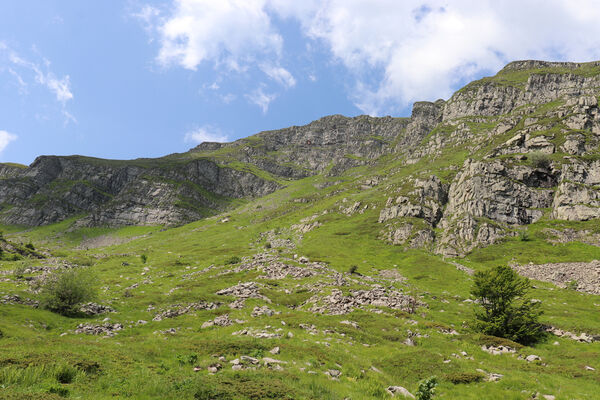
3 60 600 258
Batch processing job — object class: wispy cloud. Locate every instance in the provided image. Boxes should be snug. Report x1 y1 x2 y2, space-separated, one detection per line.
0 42 75 123
0 130 18 155
184 125 229 143
245 87 277 114
260 63 296 88
134 0 295 111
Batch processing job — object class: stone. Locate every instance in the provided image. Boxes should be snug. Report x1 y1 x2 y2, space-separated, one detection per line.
325 369 342 379
526 355 541 362
386 386 415 398
269 346 280 355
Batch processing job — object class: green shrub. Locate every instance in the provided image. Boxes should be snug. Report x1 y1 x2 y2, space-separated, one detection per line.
528 152 551 169
566 280 578 290
74 360 101 375
47 385 70 397
177 354 198 366
0 328 4 338
444 372 484 384
40 269 98 316
25 242 35 251
225 255 241 265
13 265 27 280
518 230 530 242
55 364 77 384
348 265 358 274
471 265 544 345
194 385 231 400
140 254 148 264
416 376 438 400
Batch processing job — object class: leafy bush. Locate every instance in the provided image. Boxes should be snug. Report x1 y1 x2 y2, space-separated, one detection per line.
177 354 198 366
566 280 578 290
348 265 358 274
74 360 101 375
528 152 551 169
55 364 77 384
140 254 148 264
416 376 438 400
13 265 27 280
519 230 530 242
471 265 544 345
444 372 484 384
25 242 35 251
40 269 98 316
225 255 241 265
47 385 70 397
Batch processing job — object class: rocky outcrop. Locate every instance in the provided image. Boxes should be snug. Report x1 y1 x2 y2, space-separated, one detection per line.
552 160 600 221
443 61 600 120
436 159 556 256
512 260 600 295
0 155 280 227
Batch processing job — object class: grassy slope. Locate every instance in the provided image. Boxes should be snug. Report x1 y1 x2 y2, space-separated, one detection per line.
1 65 600 399
0 160 598 399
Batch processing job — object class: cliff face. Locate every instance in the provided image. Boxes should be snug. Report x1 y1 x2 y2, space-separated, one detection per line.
3 60 600 257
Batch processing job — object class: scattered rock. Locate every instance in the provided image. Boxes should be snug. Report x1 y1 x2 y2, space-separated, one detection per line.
251 306 279 317
75 323 123 337
481 345 516 355
79 302 115 316
153 301 219 321
386 386 415 398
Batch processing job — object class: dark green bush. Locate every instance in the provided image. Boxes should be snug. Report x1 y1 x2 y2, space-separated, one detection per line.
13 265 26 280
74 360 101 374
47 385 70 397
348 265 358 274
471 265 544 345
40 269 98 316
25 242 35 251
225 255 241 265
528 152 551 169
140 254 148 264
416 376 438 399
55 364 77 384
444 372 484 384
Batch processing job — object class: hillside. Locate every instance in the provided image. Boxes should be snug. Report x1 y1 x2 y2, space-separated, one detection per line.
0 60 599 399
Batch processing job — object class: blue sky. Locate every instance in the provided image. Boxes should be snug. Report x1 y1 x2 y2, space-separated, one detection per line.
2 1 600 165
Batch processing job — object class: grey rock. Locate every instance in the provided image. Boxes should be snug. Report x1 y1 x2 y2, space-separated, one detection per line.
386 386 415 398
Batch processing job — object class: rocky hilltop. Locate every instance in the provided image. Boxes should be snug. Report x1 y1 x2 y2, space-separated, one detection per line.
3 60 600 256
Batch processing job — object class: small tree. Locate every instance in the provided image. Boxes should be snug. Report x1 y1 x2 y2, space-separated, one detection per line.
416 376 438 400
40 269 98 316
140 254 148 264
471 265 544 345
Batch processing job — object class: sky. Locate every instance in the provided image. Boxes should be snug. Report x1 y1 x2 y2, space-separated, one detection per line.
2 1 600 165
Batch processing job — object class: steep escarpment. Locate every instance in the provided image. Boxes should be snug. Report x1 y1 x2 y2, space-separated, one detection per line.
376 60 600 256
4 60 600 258
0 107 441 227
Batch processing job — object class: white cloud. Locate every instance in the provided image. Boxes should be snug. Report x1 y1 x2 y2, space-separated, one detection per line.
8 52 73 104
140 0 600 115
260 63 296 88
1 43 75 122
0 130 17 154
155 0 282 71
279 0 600 113
184 126 229 143
246 87 277 113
